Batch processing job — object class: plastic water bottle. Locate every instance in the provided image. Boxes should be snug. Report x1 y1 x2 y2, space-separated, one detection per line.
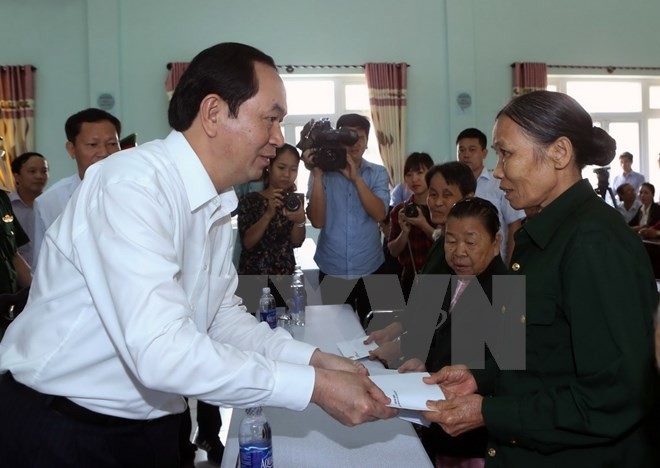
239 407 273 468
258 287 277 329
290 266 306 326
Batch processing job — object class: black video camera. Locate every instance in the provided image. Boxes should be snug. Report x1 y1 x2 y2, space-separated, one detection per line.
296 118 358 172
593 166 610 186
403 202 419 218
283 192 303 212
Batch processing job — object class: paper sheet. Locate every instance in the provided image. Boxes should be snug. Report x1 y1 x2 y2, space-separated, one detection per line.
369 371 445 411
336 336 378 360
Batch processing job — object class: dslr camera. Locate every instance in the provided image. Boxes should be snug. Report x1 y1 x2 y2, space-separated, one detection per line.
282 192 303 212
403 202 419 218
296 118 359 172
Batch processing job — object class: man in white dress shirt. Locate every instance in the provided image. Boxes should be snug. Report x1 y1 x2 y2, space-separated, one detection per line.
0 42 395 468
31 108 122 266
456 128 525 262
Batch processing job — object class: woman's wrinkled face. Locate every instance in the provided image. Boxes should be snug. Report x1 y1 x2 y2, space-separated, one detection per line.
426 173 466 226
492 116 562 210
444 216 500 276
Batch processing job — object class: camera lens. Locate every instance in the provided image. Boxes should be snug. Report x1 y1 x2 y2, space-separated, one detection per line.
404 203 418 218
285 193 301 212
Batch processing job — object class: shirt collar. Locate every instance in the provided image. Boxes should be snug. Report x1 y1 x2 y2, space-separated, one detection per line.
359 159 378 173
519 179 594 249
477 167 492 181
8 191 24 204
164 131 238 214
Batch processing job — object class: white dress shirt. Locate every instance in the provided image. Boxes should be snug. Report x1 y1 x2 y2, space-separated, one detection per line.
0 131 316 419
32 173 81 266
617 199 642 223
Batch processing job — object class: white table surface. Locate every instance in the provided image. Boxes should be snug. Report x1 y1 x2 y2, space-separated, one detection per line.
220 304 433 468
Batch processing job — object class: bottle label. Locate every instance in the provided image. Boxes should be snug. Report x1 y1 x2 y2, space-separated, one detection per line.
240 442 273 468
260 307 277 329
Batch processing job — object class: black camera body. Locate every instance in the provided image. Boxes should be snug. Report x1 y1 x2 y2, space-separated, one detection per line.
403 202 419 218
593 166 610 186
283 192 303 212
296 118 359 172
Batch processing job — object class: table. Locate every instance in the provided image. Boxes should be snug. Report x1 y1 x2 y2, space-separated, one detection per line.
220 304 433 468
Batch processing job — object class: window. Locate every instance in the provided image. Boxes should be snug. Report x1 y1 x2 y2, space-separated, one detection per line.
548 75 660 195
280 74 381 196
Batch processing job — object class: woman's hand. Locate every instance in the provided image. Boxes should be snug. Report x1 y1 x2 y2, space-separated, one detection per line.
422 394 485 436
367 340 402 368
397 210 411 234
639 227 660 239
397 358 426 373
364 322 402 346
423 365 477 399
265 189 284 218
283 198 306 225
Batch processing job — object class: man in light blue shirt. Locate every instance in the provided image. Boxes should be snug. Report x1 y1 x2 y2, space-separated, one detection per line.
390 181 412 207
306 114 389 323
456 128 524 262
612 151 645 194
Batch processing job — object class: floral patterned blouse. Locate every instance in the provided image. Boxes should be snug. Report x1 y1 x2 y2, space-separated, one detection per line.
237 192 299 275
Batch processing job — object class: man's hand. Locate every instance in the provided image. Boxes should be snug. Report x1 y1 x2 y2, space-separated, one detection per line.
423 365 477 399
312 368 398 426
309 349 368 376
338 156 359 182
422 394 485 436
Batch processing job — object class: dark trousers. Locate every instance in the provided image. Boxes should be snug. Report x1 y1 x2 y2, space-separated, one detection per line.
179 399 223 458
0 372 182 468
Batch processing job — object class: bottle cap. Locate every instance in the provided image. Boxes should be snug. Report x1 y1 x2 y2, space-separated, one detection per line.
263 287 270 293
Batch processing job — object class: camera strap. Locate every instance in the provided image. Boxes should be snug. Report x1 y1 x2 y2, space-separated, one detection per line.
407 240 418 276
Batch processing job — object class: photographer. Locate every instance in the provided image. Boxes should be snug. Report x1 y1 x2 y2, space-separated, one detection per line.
305 113 389 323
237 143 306 307
387 152 436 301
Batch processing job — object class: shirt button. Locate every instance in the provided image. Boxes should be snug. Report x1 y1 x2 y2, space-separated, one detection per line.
487 448 496 457
511 263 520 271
203 264 208 271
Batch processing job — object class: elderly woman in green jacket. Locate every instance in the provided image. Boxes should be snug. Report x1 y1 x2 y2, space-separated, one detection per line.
423 91 658 467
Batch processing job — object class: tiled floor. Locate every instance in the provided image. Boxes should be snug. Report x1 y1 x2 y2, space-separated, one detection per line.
187 399 233 467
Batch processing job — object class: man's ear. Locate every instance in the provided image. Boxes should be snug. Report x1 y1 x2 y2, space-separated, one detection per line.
549 136 574 170
198 94 225 138
65 141 75 160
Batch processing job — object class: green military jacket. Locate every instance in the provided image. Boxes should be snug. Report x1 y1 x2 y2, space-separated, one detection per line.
476 179 658 467
421 234 451 275
0 190 28 294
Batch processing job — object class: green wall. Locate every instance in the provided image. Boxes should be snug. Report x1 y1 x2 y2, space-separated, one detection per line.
1 0 659 184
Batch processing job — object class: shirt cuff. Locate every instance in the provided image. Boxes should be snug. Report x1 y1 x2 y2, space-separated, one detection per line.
276 338 317 366
267 361 315 411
